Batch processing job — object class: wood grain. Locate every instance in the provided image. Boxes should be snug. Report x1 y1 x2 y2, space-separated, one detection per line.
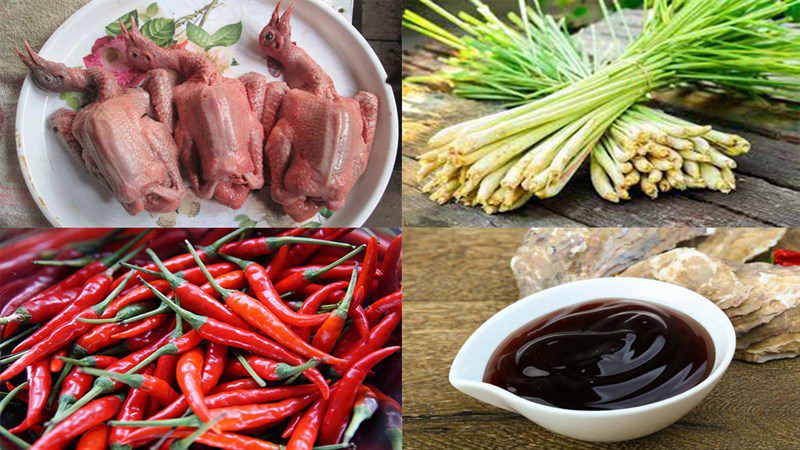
403 229 800 449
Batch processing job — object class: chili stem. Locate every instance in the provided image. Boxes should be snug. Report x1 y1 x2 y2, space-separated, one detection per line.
235 352 267 387
0 382 32 449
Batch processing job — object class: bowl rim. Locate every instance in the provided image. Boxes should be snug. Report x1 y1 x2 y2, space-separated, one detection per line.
450 277 736 417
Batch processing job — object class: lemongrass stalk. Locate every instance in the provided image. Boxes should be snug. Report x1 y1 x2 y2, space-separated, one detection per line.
623 170 641 188
462 119 566 182
666 169 687 190
606 134 636 162
619 161 634 173
593 140 626 188
650 157 679 172
591 156 620 203
707 147 738 169
679 150 712 163
518 119 589 187
700 163 725 191
648 169 664 184
477 158 518 205
664 135 694 151
632 156 654 173
641 178 659 199
643 142 671 158
499 191 534 213
720 167 737 191
683 160 701 179
431 179 460 204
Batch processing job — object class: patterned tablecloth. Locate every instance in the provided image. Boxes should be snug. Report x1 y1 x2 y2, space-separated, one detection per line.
0 0 400 227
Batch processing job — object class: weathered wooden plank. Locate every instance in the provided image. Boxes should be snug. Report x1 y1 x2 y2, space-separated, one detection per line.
357 0 402 41
404 229 800 450
682 176 800 227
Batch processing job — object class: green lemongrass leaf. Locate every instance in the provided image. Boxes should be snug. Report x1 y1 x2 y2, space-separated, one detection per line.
209 22 242 48
186 22 213 48
141 18 176 47
106 10 139 36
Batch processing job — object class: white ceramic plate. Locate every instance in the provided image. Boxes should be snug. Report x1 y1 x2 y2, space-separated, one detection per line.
15 0 397 227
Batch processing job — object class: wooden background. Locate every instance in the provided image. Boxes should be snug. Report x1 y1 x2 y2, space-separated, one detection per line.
403 228 800 449
402 11 800 228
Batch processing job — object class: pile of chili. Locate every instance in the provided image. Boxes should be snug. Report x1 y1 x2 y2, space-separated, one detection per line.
0 228 401 449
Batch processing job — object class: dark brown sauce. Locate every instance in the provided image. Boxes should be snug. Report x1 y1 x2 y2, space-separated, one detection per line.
484 299 714 411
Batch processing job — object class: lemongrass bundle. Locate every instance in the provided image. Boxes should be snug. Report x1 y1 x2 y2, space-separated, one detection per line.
404 0 799 212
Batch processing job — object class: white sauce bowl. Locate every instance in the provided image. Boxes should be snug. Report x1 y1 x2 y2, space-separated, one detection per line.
449 277 736 442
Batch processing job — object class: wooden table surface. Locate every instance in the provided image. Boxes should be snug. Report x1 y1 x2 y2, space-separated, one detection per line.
403 228 800 449
401 14 800 228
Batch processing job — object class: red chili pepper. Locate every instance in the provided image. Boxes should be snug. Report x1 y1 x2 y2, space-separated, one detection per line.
103 262 235 319
113 393 319 434
313 267 359 353
1 287 80 338
220 253 330 327
110 313 168 339
30 394 124 450
294 281 349 342
279 264 381 282
201 342 228 394
8 360 50 433
333 311 401 375
351 303 370 342
287 396 328 450
334 290 402 357
0 271 134 382
274 245 364 295
187 244 345 365
81 367 180 407
282 411 303 439
177 347 221 433
76 321 137 354
113 228 245 288
136 249 253 330
49 322 201 425
76 423 110 450
353 236 379 309
198 228 236 246
317 346 401 444
145 384 320 428
341 385 380 444
141 279 330 399
108 371 151 448
146 352 179 416
223 230 351 261
11 272 113 354
285 229 350 266
135 430 298 450
209 378 263 394
378 234 402 297
265 244 291 280
50 347 68 373
224 355 319 382
0 257 76 336
774 249 800 267
341 229 391 255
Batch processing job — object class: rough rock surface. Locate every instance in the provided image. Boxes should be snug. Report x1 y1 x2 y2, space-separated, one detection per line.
511 228 707 297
